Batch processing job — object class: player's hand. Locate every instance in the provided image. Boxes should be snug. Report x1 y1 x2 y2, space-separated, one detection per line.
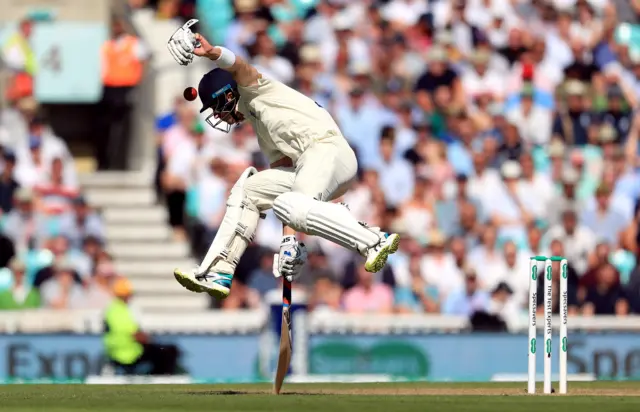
167 19 200 66
273 236 307 282
192 33 214 57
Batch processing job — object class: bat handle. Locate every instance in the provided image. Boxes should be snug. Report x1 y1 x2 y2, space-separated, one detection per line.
283 279 292 305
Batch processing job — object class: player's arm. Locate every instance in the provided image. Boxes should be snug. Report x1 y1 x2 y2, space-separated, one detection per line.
193 33 260 87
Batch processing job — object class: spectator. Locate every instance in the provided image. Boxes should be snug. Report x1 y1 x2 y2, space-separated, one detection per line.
1 18 36 74
374 129 414 206
40 235 92 282
519 151 555 214
400 175 434 240
2 188 44 253
0 151 19 214
251 31 295 85
247 249 278 297
39 260 85 309
420 231 463 299
32 157 79 215
446 114 476 175
442 269 490 316
194 158 229 248
449 235 470 275
336 86 386 167
414 46 463 113
487 161 541 243
462 49 505 104
581 241 614 286
582 263 629 315
544 209 597 275
79 260 115 310
498 28 527 67
548 166 585 226
343 262 393 313
564 38 600 82
14 113 74 189
341 169 381 225
468 224 502 281
307 275 343 313
497 122 525 163
225 0 264 58
601 85 632 139
164 120 210 240
486 282 520 328
552 80 595 145
506 83 553 146
581 183 628 244
0 258 40 310
526 226 545 258
58 196 105 250
298 242 339 290
546 239 581 313
395 254 439 313
467 150 501 209
82 236 107 272
455 200 484 248
491 240 530 305
160 103 197 167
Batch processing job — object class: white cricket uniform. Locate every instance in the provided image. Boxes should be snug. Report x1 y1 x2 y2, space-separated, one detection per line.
196 76 381 278
236 77 358 208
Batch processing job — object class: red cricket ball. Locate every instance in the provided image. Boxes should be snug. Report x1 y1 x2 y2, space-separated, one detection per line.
183 87 198 101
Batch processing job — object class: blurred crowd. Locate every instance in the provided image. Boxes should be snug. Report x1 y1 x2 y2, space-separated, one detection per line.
155 0 640 321
0 18 120 311
0 97 117 311
3 0 640 323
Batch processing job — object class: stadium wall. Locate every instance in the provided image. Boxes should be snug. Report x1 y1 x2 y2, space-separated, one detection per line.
0 332 639 382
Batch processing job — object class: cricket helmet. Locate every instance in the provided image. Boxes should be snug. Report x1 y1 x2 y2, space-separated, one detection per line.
198 68 241 132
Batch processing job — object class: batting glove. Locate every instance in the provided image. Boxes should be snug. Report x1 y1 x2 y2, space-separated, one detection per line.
273 236 307 282
167 19 200 66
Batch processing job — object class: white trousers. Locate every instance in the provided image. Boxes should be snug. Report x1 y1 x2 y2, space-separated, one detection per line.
198 137 360 275
245 137 358 210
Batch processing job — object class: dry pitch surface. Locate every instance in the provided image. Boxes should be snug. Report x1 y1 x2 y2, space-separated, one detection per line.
2 381 640 412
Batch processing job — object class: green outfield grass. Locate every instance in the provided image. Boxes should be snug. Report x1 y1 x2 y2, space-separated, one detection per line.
1 381 640 412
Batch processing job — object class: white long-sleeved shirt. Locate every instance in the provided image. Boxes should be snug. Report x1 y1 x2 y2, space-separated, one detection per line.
506 105 553 146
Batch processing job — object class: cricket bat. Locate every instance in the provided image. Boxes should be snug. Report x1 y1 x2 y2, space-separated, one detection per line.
273 278 292 394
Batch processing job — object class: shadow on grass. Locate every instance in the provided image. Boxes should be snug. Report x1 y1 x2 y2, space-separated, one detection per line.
186 390 323 396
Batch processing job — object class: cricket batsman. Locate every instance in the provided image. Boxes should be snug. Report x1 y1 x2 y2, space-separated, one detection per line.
167 20 399 299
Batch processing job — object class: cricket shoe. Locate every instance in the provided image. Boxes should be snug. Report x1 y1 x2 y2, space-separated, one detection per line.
173 268 233 300
364 232 400 273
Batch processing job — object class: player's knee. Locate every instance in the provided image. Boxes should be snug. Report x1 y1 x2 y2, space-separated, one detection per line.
273 192 314 232
229 169 262 211
228 183 259 212
239 185 261 210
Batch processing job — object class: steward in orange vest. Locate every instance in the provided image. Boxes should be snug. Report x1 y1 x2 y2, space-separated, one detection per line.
101 33 144 87
97 17 148 171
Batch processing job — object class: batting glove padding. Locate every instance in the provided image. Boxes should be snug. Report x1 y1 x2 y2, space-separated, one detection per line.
273 236 307 282
167 19 199 66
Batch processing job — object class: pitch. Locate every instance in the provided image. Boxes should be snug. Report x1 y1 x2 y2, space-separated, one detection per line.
1 381 640 411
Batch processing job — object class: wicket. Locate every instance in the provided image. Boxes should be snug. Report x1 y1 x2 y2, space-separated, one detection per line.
527 256 568 394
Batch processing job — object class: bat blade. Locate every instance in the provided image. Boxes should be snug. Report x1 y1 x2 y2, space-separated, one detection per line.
273 308 292 394
273 279 292 395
